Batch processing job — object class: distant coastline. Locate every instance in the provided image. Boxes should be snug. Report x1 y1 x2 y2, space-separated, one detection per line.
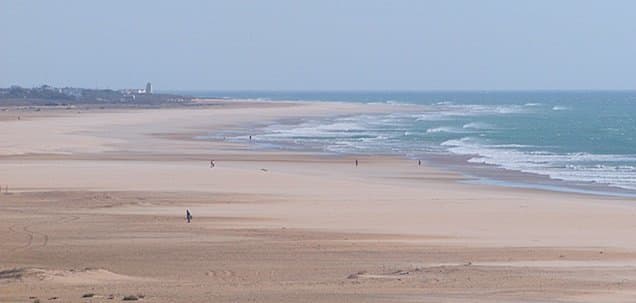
0 84 193 108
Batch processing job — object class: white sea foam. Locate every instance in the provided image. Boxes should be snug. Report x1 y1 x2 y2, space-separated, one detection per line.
439 104 527 115
462 122 494 130
415 114 450 121
552 105 570 111
441 137 636 190
426 126 464 133
228 105 636 193
415 104 527 121
317 122 364 131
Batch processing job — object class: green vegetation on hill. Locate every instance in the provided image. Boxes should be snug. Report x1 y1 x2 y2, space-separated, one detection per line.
0 85 192 106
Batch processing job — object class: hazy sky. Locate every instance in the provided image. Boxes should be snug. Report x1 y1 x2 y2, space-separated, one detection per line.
1 0 635 90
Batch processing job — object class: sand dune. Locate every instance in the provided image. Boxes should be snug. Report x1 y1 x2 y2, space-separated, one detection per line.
0 268 138 284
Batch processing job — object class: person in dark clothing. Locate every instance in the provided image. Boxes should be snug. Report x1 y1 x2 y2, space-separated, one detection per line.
186 209 192 223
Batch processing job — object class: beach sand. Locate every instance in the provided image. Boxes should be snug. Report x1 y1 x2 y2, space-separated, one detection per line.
2 100 636 302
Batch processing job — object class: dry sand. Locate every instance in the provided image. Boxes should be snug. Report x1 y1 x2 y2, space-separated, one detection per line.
2 100 636 302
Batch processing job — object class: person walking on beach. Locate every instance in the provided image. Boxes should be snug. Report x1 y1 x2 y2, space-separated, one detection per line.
418 160 421 166
355 159 359 167
210 160 215 168
186 209 192 223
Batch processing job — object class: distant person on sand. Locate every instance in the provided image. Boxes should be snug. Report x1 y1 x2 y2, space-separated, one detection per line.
355 159 358 167
418 160 421 166
249 135 252 141
186 209 192 223
210 160 215 168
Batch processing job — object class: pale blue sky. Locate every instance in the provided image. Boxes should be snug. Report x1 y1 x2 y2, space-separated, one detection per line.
1 0 635 90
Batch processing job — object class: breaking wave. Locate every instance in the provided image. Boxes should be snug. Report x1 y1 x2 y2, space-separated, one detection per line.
442 137 636 190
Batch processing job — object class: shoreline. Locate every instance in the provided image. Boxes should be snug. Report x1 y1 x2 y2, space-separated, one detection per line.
3 98 634 199
190 98 636 199
425 153 636 199
2 98 634 198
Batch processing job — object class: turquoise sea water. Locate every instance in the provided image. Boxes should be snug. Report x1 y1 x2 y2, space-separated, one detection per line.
186 91 636 196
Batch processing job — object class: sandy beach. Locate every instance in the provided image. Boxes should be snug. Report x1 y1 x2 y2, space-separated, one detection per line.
2 100 636 302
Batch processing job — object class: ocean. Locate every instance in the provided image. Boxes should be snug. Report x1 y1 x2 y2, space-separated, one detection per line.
186 91 636 197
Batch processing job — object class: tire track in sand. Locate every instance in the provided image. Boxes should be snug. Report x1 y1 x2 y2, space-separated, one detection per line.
7 223 34 252
6 215 78 254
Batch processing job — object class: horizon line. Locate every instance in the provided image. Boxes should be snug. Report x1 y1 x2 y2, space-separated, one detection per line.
158 88 636 93
4 85 636 93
